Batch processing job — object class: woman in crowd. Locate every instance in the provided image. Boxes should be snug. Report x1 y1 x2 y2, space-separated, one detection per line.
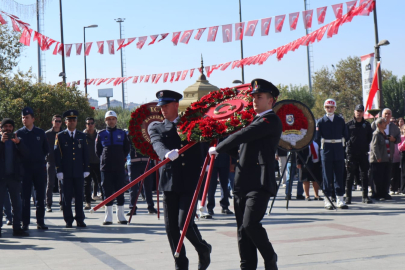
397 125 405 194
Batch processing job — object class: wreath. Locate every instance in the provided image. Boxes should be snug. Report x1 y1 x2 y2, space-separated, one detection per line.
178 87 256 142
128 104 161 160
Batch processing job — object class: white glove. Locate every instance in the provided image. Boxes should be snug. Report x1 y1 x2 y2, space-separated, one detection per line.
165 149 179 161
209 147 218 157
57 173 63 180
84 172 90 178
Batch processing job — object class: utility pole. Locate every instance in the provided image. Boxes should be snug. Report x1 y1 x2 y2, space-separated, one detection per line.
238 0 245 83
373 0 383 110
59 0 66 83
36 0 42 83
115 18 126 109
304 0 313 93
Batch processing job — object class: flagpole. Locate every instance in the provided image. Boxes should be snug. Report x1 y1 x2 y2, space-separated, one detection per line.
373 0 383 111
238 0 245 84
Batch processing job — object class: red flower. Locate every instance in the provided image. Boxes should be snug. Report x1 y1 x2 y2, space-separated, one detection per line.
276 104 308 132
131 112 137 118
136 118 143 125
216 123 227 134
230 118 241 127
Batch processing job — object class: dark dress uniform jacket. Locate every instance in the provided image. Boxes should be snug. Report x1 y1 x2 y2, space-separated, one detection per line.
0 136 29 180
216 111 282 196
54 130 90 178
346 117 373 155
149 119 203 193
16 126 49 168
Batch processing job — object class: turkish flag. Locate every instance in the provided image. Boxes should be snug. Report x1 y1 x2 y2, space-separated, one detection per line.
317 6 327 24
222 24 233 43
136 36 147 49
85 42 93 56
220 62 232 71
163 73 169 82
155 74 162 84
332 4 344 19
158 33 169 42
181 70 188 80
97 41 104 54
132 76 139 83
317 25 328 41
231 61 238 69
122 37 136 48
289 12 300 31
42 37 54 51
143 75 150 83
106 40 115 54
76 43 82 55
170 72 175 83
0 14 7 24
65 44 73 57
207 26 219 42
175 71 181 81
346 1 357 13
151 74 156 83
76 80 80 85
194 28 206 40
116 39 126 50
123 77 133 83
149 35 159 45
106 78 115 85
139 76 145 83
261 17 272 36
52 42 60 55
180 30 194 44
359 0 374 16
205 66 210 76
113 78 121 86
58 43 64 55
244 20 258 37
302 10 313 29
88 79 95 85
33 31 42 46
275 15 286 33
235 22 245 40
189 69 195 78
19 28 32 46
365 62 380 111
172 31 181 46
10 18 21 32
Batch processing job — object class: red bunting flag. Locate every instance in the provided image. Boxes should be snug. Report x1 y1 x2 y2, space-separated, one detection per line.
58 43 64 55
67 83 71 87
180 30 194 44
139 76 145 82
85 42 93 56
148 35 159 45
106 40 115 54
65 44 73 57
122 37 136 48
163 73 169 82
97 41 104 54
189 68 195 78
33 31 42 45
302 10 313 29
181 70 188 80
332 3 344 19
205 66 210 76
194 28 206 40
151 74 156 83
144 75 150 83
172 31 181 46
116 39 126 50
0 14 7 24
346 1 357 13
317 25 328 41
158 33 169 42
76 80 80 85
222 24 233 42
76 43 82 55
289 12 300 30
88 79 95 85
359 0 374 16
106 78 115 84
113 78 121 86
43 37 55 51
175 71 181 81
155 74 162 84
53 42 60 55
170 72 175 83
132 76 139 83
123 77 133 83
136 36 147 49
96 79 105 86
220 62 232 71
245 20 258 36
317 6 327 24
261 17 272 36
235 22 245 40
19 28 32 46
10 18 20 32
275 15 286 33
207 26 219 41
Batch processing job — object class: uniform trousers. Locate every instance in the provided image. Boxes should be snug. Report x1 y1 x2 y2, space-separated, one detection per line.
46 162 58 207
163 191 211 270
322 159 345 197
234 190 275 269
207 166 230 211
0 177 22 230
84 163 102 203
3 189 12 223
277 156 287 184
61 177 85 224
101 170 125 206
21 166 46 226
346 154 369 198
129 162 154 209
370 162 390 199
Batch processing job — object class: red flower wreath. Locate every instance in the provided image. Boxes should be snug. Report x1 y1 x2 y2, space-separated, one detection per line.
178 87 256 142
127 105 161 160
276 104 308 132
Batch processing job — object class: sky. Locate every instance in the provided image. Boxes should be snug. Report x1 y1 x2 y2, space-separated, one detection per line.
2 0 404 107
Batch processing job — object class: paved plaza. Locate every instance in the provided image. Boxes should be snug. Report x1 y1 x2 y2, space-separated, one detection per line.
1 184 404 270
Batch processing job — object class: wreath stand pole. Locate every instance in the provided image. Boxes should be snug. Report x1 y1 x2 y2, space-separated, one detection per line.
156 160 160 220
200 140 218 208
128 158 151 224
90 142 197 213
174 151 211 258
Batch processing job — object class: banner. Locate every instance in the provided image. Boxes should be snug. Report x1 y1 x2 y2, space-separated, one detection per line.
361 53 378 119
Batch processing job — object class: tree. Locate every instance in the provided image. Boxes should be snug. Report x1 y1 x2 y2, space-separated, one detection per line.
93 106 132 131
277 84 315 110
382 75 405 118
0 25 23 75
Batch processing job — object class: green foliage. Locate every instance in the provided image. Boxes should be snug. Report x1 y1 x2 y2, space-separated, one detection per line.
93 106 132 131
0 72 94 131
277 84 315 109
0 25 23 75
382 75 405 118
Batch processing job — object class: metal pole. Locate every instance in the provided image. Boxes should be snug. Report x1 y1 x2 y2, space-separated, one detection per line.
116 18 126 109
373 0 383 110
238 0 245 84
59 0 66 83
84 27 88 95
304 0 312 93
36 0 41 83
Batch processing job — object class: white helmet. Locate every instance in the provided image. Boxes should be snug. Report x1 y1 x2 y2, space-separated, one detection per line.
324 99 337 108
105 110 117 119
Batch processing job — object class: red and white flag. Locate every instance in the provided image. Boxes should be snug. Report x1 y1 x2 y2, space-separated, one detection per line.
332 3 344 19
207 26 219 41
97 41 104 54
116 39 126 50
170 72 175 83
194 28 206 40
346 1 357 13
76 80 80 85
155 74 162 84
58 43 64 55
132 76 139 83
180 30 194 44
33 31 42 46
85 42 93 56
65 44 73 57
144 75 150 83
106 40 115 54
289 12 300 30
10 18 21 32
205 66 210 76
158 33 169 42
163 73 169 82
172 31 181 46
235 22 245 40
106 78 115 85
122 37 136 48
302 10 313 29
175 71 181 81
222 24 233 42
19 28 32 46
220 62 232 71
317 25 328 41
52 42 60 55
124 77 133 83
245 20 258 36
136 36 147 49
317 6 327 24
113 78 121 86
359 0 374 16
0 14 7 24
148 35 159 45
190 68 195 78
151 74 156 83
181 70 188 80
76 43 82 55
261 17 272 36
275 15 286 33
139 75 145 83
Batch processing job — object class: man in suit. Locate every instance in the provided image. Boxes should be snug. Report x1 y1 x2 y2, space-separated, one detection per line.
54 110 90 228
149 90 211 270
209 79 281 270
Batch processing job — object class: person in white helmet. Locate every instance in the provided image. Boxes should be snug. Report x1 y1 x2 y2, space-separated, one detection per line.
316 99 349 210
96 110 130 225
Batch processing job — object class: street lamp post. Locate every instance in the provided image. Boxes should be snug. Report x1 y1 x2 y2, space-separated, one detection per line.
84 25 98 96
238 0 245 84
59 0 66 84
115 18 126 109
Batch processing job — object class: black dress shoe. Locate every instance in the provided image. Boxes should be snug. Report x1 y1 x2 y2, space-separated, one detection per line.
265 253 278 270
76 221 87 228
13 229 29 237
314 196 323 201
345 197 351 204
126 211 135 216
221 208 234 215
118 220 128 225
148 207 158 214
22 225 29 231
362 197 373 204
37 223 49 230
103 221 113 225
284 195 291 200
305 197 311 201
66 223 73 228
324 205 334 210
6 220 12 225
296 195 305 200
384 195 392 200
207 209 214 216
198 243 212 270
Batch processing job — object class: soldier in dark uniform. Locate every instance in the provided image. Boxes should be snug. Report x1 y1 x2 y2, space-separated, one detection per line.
345 104 373 204
16 107 49 231
54 110 89 228
149 90 211 270
209 79 281 270
316 99 349 210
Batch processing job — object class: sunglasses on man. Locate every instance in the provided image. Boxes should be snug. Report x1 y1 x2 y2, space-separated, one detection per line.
86 122 94 125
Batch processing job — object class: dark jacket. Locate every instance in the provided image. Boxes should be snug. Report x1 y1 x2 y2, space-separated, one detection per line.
83 129 99 164
345 117 373 156
45 128 60 164
96 127 130 172
216 111 282 195
0 134 29 180
16 126 49 169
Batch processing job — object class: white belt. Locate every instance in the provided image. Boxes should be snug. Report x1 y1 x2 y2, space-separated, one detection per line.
323 139 342 143
321 138 345 149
